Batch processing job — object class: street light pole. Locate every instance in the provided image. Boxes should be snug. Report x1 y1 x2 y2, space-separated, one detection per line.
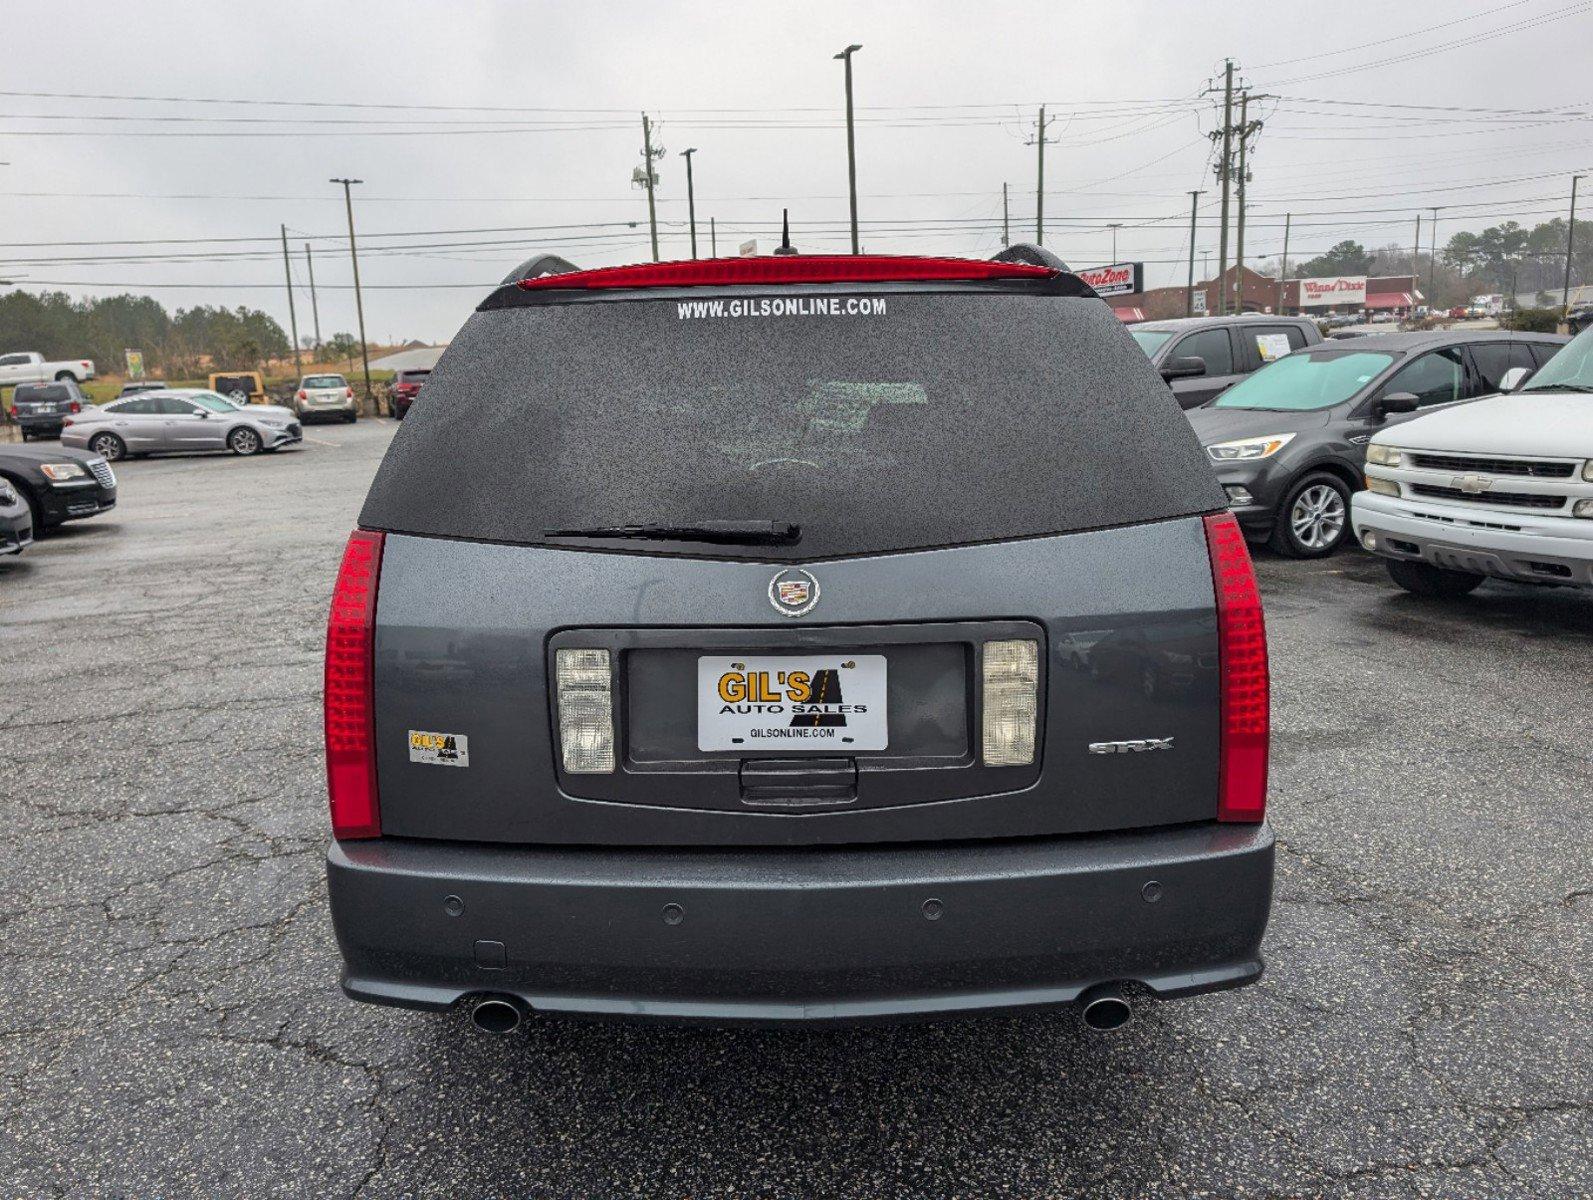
1429 206 1440 310
1278 211 1291 315
1107 223 1123 264
1564 173 1584 316
834 44 862 254
1186 190 1204 317
330 178 373 412
680 148 699 259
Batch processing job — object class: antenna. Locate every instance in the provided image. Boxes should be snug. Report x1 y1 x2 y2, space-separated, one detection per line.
773 208 798 256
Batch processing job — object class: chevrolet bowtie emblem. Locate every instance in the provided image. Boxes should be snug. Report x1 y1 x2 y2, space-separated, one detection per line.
1454 474 1492 495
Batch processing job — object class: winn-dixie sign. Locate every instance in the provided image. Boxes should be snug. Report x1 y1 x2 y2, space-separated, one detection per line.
1076 262 1143 297
1297 275 1367 308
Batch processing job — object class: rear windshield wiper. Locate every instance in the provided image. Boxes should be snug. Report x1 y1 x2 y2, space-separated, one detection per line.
543 520 801 545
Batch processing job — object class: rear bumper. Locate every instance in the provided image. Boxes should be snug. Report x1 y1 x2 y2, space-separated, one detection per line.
1352 492 1593 586
328 822 1274 1023
16 415 65 437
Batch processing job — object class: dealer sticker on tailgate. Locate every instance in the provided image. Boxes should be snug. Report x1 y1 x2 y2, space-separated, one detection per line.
697 655 888 752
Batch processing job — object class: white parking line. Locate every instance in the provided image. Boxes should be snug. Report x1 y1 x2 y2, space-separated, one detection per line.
304 436 341 447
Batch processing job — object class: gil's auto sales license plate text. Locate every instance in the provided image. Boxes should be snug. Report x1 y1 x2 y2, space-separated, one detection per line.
697 655 888 751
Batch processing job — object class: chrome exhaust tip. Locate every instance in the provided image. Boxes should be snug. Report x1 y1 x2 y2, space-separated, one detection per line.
470 997 524 1034
1078 982 1133 1031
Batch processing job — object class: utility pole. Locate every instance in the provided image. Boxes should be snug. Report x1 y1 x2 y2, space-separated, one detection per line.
710 217 717 257
835 44 862 254
304 243 322 350
279 224 301 376
1213 60 1235 313
1026 106 1059 244
1412 213 1421 313
640 114 661 262
1564 173 1584 316
1278 211 1291 314
1429 206 1440 309
1002 182 1010 247
1107 222 1123 263
680 147 699 259
330 178 373 410
1234 90 1265 314
1186 189 1204 316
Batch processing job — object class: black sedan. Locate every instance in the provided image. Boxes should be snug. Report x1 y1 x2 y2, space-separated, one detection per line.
1185 330 1566 557
0 443 117 536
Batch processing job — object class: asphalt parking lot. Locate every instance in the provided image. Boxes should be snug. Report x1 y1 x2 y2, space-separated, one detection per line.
1 420 1587 1199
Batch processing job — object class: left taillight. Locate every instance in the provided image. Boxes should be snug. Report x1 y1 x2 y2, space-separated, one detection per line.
324 529 384 838
1204 512 1269 822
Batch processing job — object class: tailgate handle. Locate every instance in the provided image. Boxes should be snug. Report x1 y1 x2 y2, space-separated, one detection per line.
738 757 857 808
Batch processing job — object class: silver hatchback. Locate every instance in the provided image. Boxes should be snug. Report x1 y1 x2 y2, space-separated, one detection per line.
295 373 357 423
61 389 302 460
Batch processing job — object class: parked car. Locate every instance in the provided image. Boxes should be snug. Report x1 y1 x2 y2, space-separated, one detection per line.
324 248 1275 1033
0 350 95 386
389 368 430 419
0 475 33 556
208 371 266 405
293 373 357 423
1185 330 1568 557
7 379 87 441
1353 325 1593 594
62 389 302 459
0 442 116 535
1129 314 1324 409
117 380 168 397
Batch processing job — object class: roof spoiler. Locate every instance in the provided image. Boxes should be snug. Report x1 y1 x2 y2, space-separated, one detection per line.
991 243 1071 272
501 254 581 285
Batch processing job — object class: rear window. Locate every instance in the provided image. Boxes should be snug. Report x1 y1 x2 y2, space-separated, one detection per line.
397 370 431 383
360 290 1223 560
15 384 70 402
303 375 346 388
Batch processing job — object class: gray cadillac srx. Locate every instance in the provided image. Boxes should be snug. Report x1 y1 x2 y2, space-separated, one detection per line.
323 248 1274 1031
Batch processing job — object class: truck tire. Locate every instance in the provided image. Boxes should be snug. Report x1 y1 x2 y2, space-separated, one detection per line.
1385 559 1485 597
1268 472 1351 558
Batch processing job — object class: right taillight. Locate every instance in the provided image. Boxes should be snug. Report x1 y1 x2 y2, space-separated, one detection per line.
982 638 1039 767
324 529 384 838
1204 512 1268 822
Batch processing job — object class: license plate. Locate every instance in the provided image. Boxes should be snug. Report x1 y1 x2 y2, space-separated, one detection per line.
697 654 888 752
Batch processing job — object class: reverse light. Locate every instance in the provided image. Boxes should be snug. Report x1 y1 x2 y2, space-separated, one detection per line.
982 639 1039 767
518 254 1057 292
1365 477 1399 496
1366 444 1404 467
324 529 384 839
556 648 615 774
40 463 89 481
1206 433 1296 462
1204 512 1269 823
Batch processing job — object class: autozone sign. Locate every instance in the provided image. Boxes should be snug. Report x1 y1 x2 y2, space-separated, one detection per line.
1076 262 1143 297
1298 275 1367 307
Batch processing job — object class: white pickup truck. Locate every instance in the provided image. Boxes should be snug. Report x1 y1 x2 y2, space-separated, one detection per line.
1352 327 1593 595
0 351 96 386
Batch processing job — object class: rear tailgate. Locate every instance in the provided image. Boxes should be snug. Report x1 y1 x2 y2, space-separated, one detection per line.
371 515 1218 847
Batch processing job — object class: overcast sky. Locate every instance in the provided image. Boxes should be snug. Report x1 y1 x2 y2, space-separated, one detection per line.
3 0 1590 342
